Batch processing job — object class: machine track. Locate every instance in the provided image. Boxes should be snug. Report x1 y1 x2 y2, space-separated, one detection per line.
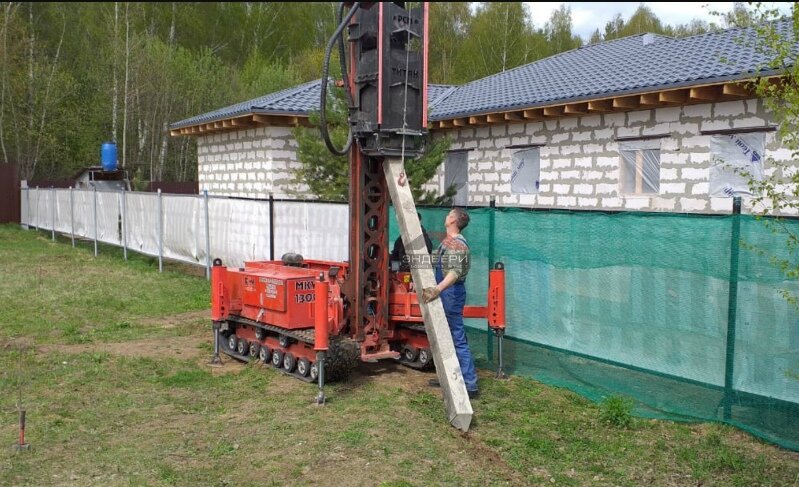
396 323 435 371
221 316 359 382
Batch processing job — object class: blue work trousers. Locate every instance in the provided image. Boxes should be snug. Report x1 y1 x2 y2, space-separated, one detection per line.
435 266 478 392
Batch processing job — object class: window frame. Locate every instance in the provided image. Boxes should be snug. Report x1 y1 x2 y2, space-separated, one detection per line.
619 140 662 196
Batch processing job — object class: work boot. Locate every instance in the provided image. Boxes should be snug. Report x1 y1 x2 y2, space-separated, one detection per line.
468 389 480 400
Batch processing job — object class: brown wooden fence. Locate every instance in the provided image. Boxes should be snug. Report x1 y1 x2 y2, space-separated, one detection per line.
0 163 19 223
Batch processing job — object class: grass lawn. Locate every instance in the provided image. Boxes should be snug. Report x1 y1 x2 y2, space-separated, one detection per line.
1 224 797 486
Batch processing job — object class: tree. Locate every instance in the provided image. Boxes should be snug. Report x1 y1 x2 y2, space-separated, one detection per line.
597 5 715 43
453 2 545 82
736 3 799 303
544 5 582 54
428 2 471 84
292 87 454 204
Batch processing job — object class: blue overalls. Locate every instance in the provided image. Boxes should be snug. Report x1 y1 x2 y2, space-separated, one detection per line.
435 236 478 392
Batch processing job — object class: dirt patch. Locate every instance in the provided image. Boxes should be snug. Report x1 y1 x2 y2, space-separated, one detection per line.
137 309 209 329
40 334 208 360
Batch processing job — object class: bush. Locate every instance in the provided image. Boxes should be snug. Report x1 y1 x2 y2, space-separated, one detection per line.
600 394 634 428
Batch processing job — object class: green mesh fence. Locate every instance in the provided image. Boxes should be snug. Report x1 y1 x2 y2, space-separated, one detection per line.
390 206 799 451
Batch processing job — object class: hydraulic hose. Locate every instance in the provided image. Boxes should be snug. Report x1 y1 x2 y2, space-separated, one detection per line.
320 2 359 156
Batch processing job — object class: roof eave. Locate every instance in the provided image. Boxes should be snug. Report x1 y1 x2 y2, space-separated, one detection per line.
429 69 784 122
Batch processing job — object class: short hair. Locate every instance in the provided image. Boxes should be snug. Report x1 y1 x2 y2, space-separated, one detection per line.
451 207 469 230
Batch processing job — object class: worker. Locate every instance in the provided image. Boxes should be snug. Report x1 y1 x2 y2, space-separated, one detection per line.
390 212 433 272
422 207 479 400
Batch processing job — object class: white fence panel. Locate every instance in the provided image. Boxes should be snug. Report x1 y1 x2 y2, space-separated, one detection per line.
54 189 72 234
20 188 355 271
126 192 160 257
206 197 270 268
163 194 202 264
31 189 46 228
73 190 93 239
97 191 121 245
274 202 349 262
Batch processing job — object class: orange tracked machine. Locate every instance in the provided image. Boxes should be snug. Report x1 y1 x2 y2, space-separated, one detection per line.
209 2 507 402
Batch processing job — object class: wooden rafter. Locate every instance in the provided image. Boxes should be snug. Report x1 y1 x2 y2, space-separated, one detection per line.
523 108 543 120
486 113 505 123
659 89 688 104
564 102 588 115
543 106 564 117
689 85 722 101
722 82 751 98
504 111 524 121
613 95 639 109
469 115 488 125
639 93 661 107
587 99 613 112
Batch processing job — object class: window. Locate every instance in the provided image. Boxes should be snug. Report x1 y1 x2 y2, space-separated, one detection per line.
620 140 660 195
444 151 469 206
709 133 764 197
511 147 540 194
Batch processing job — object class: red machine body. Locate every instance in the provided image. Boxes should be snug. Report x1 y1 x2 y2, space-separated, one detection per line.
212 255 505 379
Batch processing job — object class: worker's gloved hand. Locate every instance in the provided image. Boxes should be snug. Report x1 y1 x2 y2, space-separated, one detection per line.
422 287 441 303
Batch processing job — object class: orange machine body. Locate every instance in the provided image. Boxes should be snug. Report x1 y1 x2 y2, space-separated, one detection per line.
212 258 506 374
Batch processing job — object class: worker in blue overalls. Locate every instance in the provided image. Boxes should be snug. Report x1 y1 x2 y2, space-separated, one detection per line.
422 207 479 399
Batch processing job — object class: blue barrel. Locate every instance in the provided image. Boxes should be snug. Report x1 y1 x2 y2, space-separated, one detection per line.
101 142 118 172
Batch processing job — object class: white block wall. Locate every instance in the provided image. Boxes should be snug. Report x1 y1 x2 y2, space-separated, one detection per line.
432 98 796 214
197 126 307 199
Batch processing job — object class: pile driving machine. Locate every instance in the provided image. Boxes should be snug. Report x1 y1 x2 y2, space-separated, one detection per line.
209 2 507 409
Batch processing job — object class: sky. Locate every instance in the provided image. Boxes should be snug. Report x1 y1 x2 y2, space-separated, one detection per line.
523 2 794 40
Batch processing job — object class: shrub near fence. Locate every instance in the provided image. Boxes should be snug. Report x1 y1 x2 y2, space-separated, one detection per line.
20 187 799 450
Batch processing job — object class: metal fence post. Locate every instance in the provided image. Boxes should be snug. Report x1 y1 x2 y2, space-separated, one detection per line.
269 193 275 261
69 187 75 247
34 186 39 230
93 186 98 257
723 196 742 421
158 188 163 272
50 187 56 240
24 187 30 229
122 189 128 261
486 196 497 363
204 190 211 280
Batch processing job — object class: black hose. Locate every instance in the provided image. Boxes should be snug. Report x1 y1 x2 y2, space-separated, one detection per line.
320 2 359 156
337 3 353 109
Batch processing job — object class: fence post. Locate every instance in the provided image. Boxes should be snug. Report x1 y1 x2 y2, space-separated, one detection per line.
723 196 742 421
34 186 39 230
50 187 56 241
93 186 98 257
25 187 30 229
204 190 211 280
486 196 497 363
69 187 75 247
158 188 163 273
269 193 275 261
122 189 128 261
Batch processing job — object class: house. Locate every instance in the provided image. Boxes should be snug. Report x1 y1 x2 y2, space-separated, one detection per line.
170 21 797 214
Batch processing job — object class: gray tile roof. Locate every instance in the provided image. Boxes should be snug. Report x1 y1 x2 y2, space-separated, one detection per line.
171 80 458 129
172 20 795 129
430 20 795 120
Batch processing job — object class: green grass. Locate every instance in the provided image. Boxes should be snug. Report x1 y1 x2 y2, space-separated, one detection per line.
1 225 798 486
0 225 209 344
